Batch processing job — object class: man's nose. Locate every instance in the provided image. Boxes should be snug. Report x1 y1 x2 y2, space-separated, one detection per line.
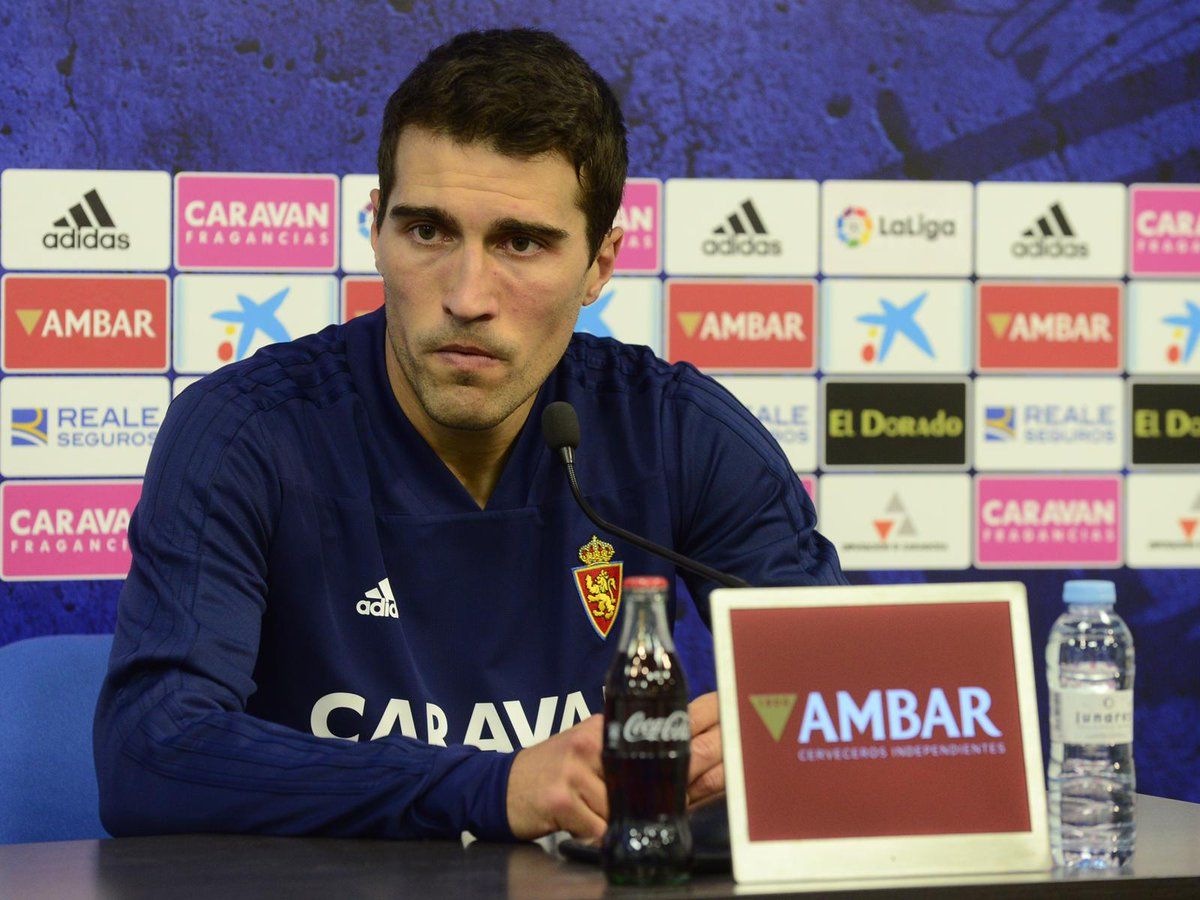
442 244 499 322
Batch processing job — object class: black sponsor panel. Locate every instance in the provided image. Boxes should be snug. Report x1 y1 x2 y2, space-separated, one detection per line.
1131 382 1200 466
824 380 968 467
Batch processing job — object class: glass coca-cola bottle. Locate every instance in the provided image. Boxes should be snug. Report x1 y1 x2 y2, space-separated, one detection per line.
601 575 693 885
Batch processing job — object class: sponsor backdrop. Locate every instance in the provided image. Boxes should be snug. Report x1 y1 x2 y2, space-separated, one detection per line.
1 2 1198 803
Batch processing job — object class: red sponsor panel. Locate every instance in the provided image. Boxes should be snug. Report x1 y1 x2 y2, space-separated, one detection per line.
666 281 815 372
2 274 169 372
342 276 384 322
732 601 1029 841
977 283 1121 371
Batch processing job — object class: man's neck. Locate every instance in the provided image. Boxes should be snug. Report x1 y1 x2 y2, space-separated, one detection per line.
385 347 532 509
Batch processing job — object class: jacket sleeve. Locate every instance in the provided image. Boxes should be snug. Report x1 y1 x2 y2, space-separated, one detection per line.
664 370 849 618
93 381 515 841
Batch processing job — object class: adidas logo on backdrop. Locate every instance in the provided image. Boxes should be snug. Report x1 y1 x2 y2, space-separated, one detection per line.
1010 202 1087 259
357 578 398 619
43 189 130 251
702 199 782 257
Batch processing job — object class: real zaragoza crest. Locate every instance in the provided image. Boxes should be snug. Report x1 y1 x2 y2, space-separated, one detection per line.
572 535 623 639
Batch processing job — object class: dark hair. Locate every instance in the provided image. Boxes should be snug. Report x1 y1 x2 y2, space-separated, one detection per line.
376 29 628 261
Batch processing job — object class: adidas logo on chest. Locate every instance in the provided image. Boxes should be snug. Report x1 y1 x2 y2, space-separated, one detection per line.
357 578 398 619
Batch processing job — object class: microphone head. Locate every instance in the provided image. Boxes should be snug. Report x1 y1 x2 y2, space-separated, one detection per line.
542 401 580 451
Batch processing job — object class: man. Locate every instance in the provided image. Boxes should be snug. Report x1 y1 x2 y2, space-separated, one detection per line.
94 29 845 842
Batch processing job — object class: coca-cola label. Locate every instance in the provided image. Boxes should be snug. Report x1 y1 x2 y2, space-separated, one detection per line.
620 709 690 744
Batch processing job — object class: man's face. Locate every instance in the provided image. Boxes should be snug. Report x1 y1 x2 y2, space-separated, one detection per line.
371 127 620 434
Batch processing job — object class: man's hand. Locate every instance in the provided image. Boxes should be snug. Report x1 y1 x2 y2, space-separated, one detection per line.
687 692 724 807
506 714 607 841
505 692 725 841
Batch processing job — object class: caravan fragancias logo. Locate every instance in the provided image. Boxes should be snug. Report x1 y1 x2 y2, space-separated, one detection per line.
43 189 130 252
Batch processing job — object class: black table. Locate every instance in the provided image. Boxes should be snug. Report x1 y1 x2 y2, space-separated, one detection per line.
3 795 1198 898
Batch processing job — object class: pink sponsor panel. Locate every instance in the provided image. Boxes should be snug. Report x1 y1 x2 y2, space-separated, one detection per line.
1130 185 1200 276
175 173 338 271
1 480 141 580
799 475 816 509
975 476 1121 568
613 178 662 274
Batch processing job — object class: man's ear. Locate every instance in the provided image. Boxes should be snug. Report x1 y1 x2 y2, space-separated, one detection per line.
583 227 624 305
369 188 381 264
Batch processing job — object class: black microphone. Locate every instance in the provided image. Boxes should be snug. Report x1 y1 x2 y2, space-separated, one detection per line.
541 400 749 591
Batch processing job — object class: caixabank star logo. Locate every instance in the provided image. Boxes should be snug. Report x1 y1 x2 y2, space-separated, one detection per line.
572 535 623 639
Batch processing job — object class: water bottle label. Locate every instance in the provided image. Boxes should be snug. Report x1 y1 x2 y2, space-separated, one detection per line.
1051 688 1133 744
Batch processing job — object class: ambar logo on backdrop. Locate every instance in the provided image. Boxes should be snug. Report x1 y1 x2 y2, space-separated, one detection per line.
976 476 1121 568
1 480 141 581
175 173 339 271
977 283 1121 371
665 281 815 371
1130 185 1200 275
823 380 969 468
2 275 168 372
1130 381 1200 467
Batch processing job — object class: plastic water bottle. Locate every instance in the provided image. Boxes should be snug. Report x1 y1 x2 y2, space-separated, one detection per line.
1046 580 1135 869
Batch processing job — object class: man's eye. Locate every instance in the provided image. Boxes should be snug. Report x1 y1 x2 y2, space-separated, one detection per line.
413 224 439 241
507 235 540 254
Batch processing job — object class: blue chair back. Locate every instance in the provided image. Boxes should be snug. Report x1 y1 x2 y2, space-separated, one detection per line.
0 634 113 843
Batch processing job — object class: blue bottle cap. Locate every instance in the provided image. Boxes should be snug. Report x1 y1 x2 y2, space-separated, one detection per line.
1063 580 1116 605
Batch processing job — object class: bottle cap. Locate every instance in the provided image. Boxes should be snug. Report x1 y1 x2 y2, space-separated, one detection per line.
1063 579 1116 605
624 575 670 592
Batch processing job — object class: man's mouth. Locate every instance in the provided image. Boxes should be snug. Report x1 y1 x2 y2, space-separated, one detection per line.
432 342 503 371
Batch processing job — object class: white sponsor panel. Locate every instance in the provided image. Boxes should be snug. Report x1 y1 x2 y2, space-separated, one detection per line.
1126 473 1200 567
822 279 971 374
818 474 971 570
0 376 169 477
1 169 171 271
173 274 339 374
663 179 818 276
1127 281 1200 375
574 276 662 354
974 376 1124 471
820 181 973 276
340 174 379 274
172 375 203 399
715 375 818 471
976 182 1126 278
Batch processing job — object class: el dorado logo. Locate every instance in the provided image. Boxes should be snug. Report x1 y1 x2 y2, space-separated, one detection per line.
824 380 968 468
1131 381 1200 466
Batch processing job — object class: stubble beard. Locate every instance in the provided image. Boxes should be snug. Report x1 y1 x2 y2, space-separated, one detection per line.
384 312 541 434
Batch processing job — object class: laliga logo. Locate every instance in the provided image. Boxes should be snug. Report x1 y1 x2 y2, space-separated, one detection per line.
837 206 872 247
796 687 1001 744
